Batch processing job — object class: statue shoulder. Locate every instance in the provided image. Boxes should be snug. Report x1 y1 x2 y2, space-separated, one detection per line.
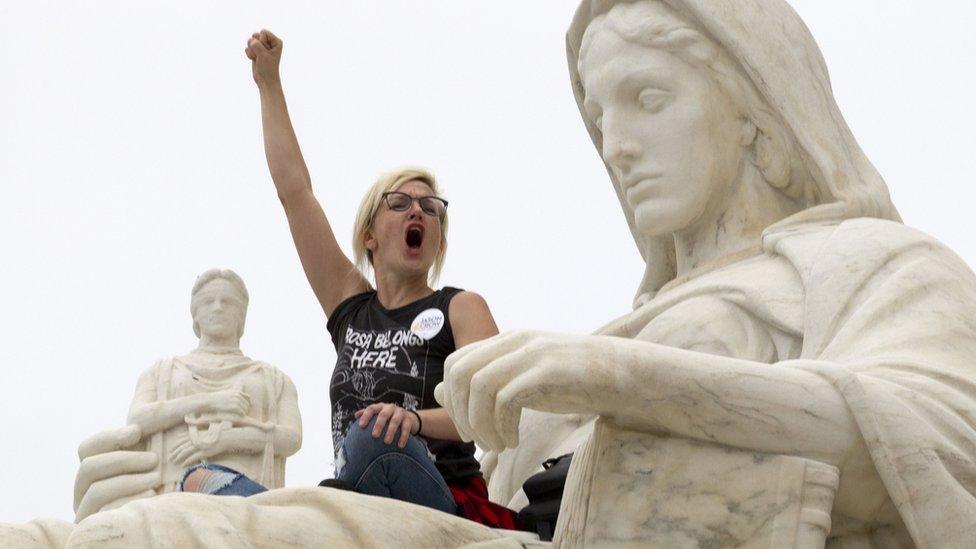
771 217 976 320
834 217 947 249
136 357 176 380
826 218 972 275
770 217 964 271
252 359 287 376
251 360 297 390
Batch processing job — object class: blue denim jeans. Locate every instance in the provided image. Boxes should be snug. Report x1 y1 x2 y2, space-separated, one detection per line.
180 417 457 515
180 463 268 496
336 416 457 514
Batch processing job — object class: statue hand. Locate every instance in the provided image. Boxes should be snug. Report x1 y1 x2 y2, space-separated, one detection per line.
244 29 282 86
438 330 604 452
206 388 251 417
169 430 198 466
170 429 227 467
74 425 160 523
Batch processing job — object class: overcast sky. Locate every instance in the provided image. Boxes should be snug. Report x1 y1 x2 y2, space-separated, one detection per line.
2 1 975 523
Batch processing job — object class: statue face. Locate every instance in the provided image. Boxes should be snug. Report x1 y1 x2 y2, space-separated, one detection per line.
192 278 246 341
579 27 747 237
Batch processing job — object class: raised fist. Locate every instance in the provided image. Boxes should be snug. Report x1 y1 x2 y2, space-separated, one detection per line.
245 29 283 85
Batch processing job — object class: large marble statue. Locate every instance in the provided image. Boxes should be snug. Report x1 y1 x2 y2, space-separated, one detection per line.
71 269 303 521
440 1 976 547
4 1 976 547
128 269 302 495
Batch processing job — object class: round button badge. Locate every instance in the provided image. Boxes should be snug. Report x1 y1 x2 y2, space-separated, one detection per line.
411 308 445 340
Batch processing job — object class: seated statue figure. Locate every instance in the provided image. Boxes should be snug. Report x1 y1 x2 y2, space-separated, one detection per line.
441 1 976 547
4 1 976 547
72 268 302 520
129 268 302 496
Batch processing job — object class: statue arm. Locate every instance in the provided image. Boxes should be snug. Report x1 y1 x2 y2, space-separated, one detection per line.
584 340 863 465
127 368 248 438
196 375 302 458
271 375 302 457
445 333 864 467
442 332 895 521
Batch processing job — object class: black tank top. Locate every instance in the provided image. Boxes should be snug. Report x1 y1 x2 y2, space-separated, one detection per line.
326 287 481 481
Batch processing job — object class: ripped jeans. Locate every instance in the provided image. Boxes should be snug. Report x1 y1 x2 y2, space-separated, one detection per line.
180 416 457 515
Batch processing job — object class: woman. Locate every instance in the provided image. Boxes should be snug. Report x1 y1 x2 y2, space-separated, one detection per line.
439 1 976 546
183 29 516 527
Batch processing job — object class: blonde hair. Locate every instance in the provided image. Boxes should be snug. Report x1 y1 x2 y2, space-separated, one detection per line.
352 167 448 284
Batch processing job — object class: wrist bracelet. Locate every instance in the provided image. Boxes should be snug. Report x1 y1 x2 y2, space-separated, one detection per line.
408 409 423 436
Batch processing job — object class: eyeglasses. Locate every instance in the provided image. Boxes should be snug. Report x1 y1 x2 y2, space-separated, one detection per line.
381 191 449 217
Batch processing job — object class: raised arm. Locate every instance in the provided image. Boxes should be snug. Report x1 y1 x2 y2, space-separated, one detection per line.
246 30 369 317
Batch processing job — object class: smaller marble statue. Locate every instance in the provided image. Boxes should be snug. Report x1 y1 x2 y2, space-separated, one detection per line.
72 269 302 520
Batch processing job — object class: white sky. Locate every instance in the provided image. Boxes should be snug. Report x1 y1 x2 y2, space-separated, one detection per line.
2 1 975 523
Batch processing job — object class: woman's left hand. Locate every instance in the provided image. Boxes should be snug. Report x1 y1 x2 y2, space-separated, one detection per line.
437 330 610 452
355 403 420 449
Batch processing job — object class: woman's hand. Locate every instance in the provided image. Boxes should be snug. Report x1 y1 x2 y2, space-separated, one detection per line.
355 403 421 449
437 330 609 452
245 29 283 86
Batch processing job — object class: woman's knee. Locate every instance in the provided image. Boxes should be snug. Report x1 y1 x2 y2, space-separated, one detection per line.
340 415 432 475
343 416 402 456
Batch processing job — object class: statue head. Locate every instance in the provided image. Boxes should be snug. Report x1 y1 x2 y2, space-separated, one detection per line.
190 269 249 342
567 0 900 304
579 1 815 240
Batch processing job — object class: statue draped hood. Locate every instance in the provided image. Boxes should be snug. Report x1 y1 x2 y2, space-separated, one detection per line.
566 0 900 304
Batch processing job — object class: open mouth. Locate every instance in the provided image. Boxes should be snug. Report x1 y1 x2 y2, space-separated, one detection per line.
405 225 424 250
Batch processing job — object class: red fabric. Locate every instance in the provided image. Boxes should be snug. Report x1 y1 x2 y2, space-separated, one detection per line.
448 475 526 531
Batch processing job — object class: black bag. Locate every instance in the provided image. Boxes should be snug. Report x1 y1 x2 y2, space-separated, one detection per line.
517 453 573 541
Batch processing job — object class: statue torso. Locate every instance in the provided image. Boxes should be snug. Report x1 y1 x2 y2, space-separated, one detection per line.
153 351 279 491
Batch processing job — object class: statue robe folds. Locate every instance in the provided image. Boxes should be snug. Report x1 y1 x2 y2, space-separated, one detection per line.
552 218 976 546
1 490 524 548
773 219 976 546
